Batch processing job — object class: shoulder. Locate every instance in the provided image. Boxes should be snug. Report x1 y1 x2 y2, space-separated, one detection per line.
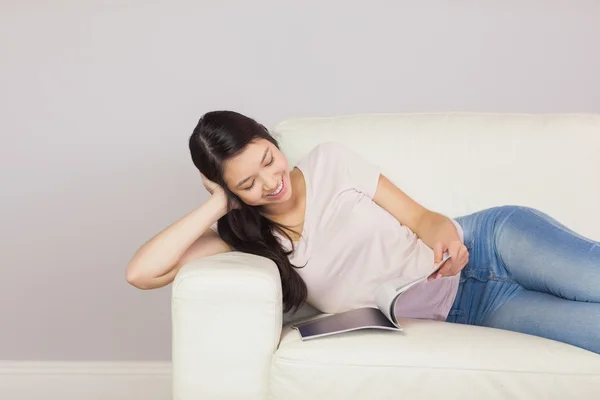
295 142 344 183
298 141 380 197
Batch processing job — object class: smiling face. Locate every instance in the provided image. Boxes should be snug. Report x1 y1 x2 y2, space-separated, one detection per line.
222 138 293 207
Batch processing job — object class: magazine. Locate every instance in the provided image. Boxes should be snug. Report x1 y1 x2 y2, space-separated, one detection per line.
291 253 451 340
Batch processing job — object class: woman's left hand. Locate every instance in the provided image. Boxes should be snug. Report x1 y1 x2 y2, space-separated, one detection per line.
429 240 469 281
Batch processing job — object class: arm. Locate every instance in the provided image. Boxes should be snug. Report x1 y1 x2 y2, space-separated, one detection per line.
373 174 467 275
413 210 461 250
126 194 231 289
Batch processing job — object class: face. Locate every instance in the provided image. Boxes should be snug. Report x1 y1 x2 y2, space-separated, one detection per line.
222 138 292 206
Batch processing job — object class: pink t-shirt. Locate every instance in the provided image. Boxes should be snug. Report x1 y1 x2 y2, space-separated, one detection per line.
282 142 464 321
213 142 464 321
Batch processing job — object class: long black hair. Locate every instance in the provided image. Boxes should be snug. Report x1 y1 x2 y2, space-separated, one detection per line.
188 110 307 314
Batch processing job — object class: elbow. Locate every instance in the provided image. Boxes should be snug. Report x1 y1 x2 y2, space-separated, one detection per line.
125 265 151 290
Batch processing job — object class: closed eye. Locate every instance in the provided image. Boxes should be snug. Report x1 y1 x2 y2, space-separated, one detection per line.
242 155 274 191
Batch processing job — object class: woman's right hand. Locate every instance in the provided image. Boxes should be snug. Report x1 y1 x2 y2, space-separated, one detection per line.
200 173 223 196
200 173 239 210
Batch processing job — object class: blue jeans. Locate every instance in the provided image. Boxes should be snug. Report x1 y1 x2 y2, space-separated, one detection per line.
446 205 600 354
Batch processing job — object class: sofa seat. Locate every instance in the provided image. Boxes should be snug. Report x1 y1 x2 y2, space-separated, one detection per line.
270 317 600 399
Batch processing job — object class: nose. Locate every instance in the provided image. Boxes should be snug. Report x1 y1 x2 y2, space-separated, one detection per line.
263 176 280 193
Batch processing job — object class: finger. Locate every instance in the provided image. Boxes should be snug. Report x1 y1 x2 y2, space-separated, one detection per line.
446 247 469 276
458 245 469 265
433 242 445 264
451 242 467 274
200 173 211 186
437 260 454 276
448 241 461 260
427 270 443 281
440 252 461 276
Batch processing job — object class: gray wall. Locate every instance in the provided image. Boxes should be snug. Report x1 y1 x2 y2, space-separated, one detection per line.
1 0 598 361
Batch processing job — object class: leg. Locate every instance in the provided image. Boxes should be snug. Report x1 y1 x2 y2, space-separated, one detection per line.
483 289 600 354
488 206 600 353
449 205 600 353
494 206 600 302
494 207 600 303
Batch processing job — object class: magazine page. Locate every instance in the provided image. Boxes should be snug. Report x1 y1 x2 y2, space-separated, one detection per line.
292 307 402 340
373 276 426 327
373 253 452 327
291 253 452 340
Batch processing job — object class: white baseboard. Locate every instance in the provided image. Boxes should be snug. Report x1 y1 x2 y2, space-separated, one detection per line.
0 361 171 400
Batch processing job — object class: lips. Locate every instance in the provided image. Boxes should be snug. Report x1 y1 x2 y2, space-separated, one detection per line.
266 178 285 198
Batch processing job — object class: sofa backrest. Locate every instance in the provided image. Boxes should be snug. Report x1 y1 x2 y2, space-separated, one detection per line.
274 112 600 242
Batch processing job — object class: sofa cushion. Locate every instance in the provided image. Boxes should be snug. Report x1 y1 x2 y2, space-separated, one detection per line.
270 318 600 399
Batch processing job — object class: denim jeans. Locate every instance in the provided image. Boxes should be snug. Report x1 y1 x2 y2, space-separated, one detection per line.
446 205 600 354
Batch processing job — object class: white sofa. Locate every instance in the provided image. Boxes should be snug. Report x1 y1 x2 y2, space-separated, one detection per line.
172 113 600 399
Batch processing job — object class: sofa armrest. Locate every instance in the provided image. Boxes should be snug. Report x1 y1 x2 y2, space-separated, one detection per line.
171 252 282 400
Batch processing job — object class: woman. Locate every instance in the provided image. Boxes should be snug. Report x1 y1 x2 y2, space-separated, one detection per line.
126 110 600 354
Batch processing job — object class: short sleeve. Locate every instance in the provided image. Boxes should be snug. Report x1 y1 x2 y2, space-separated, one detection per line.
319 142 381 198
209 221 219 234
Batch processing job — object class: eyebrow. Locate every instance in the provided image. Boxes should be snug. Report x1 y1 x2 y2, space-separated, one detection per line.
236 147 270 188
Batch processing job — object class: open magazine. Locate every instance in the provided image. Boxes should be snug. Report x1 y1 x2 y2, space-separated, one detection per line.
291 253 451 340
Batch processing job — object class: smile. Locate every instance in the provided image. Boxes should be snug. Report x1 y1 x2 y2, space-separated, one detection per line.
266 179 284 197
